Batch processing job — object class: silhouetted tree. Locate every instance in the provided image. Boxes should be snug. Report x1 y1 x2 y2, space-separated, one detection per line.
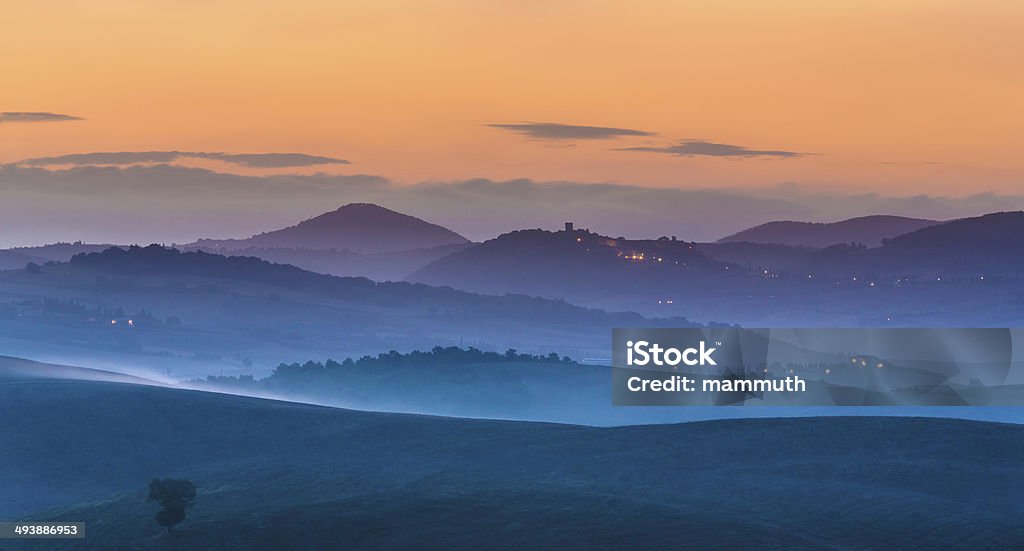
148 478 196 533
25 262 41 274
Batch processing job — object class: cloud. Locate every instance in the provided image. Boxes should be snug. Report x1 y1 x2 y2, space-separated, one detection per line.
487 122 654 140
202 153 351 168
18 151 350 168
2 163 1020 248
20 151 184 165
0 112 83 124
618 140 804 158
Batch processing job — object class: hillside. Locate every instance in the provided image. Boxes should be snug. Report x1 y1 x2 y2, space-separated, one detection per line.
408 228 744 312
718 215 940 248
0 355 161 385
0 243 118 270
185 242 472 281
192 203 470 253
695 242 818 273
798 211 1024 278
3 377 1023 549
406 216 1024 326
0 245 697 379
884 211 1024 249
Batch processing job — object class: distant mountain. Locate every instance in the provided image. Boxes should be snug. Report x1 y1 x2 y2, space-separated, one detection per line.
795 211 1024 275
408 227 744 313
405 216 1024 326
192 203 470 253
703 212 1024 278
718 215 941 248
884 211 1024 250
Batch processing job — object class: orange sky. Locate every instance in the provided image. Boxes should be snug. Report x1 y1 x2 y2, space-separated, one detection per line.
2 0 1022 194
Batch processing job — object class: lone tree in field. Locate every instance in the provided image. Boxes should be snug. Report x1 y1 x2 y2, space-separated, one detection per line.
147 478 196 533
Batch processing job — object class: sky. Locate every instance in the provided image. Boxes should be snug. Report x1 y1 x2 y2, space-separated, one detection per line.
1 1 1022 246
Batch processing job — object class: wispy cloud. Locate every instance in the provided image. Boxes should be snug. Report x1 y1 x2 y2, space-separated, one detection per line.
204 153 350 168
618 140 804 159
0 112 83 124
487 122 654 140
18 151 350 168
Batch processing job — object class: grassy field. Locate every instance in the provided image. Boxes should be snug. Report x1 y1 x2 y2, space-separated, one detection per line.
2 376 1023 550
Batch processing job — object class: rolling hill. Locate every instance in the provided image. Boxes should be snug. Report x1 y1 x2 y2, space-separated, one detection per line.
0 245 698 379
191 203 470 254
0 355 162 385
884 211 1024 250
0 243 116 271
405 215 1024 326
407 227 744 312
3 374 1023 549
796 211 1024 278
718 215 941 248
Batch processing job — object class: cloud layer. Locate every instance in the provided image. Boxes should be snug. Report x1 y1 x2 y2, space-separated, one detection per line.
619 140 804 158
0 112 83 124
1 163 1020 248
18 151 350 168
487 122 654 140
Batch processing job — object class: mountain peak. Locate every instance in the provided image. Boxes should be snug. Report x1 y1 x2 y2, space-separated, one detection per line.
195 203 469 253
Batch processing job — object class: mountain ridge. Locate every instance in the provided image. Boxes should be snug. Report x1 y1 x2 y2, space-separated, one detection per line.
191 203 470 253
718 215 941 248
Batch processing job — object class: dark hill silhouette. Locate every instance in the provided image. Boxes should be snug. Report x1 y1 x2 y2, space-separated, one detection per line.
702 212 1024 279
696 241 818 273
408 228 744 310
66 245 686 328
403 216 1024 325
4 378 1024 549
718 215 940 248
185 243 472 282
0 242 116 270
798 211 1024 277
0 245 700 373
884 211 1024 249
192 203 469 253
